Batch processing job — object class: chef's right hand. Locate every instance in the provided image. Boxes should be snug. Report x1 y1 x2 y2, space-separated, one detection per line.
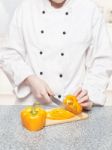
24 75 54 104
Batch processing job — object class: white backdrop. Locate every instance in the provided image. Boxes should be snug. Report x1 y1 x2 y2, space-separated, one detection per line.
0 0 22 34
0 2 9 34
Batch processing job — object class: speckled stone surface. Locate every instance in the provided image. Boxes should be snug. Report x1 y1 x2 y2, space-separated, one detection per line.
0 106 112 150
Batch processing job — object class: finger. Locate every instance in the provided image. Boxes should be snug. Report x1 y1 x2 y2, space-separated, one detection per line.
42 92 52 104
78 95 89 103
34 93 42 99
77 89 88 100
34 93 44 104
81 101 93 110
73 87 82 97
46 86 54 96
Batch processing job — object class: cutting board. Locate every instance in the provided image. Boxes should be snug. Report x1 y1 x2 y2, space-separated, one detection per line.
45 112 88 126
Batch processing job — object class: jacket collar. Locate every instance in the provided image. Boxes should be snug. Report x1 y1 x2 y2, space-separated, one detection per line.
43 0 73 12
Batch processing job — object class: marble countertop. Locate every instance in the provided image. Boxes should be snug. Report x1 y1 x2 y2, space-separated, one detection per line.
0 106 112 150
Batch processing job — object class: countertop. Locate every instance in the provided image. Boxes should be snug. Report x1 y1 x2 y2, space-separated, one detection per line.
0 106 112 150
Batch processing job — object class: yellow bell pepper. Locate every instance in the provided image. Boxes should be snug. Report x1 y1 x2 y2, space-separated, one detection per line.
63 95 82 115
21 103 46 131
47 108 75 120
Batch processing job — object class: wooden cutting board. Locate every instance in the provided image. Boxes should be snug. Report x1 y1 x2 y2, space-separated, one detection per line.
45 112 88 126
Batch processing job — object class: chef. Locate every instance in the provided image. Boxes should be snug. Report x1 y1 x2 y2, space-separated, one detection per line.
0 0 112 109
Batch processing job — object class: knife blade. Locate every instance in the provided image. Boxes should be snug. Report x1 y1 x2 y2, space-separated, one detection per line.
50 95 64 107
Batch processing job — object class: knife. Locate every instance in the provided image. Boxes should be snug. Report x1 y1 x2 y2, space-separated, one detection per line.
50 95 65 107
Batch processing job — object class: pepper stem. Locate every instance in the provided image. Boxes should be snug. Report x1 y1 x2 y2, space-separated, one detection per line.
31 101 41 115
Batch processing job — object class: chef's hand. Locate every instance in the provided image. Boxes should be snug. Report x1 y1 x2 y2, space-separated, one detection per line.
24 75 54 104
73 88 93 110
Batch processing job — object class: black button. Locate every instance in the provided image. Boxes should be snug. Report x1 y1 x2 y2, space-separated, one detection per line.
40 72 43 75
42 10 45 14
59 74 63 78
61 53 64 56
65 12 69 15
58 95 61 98
40 51 43 55
41 30 44 34
63 31 66 35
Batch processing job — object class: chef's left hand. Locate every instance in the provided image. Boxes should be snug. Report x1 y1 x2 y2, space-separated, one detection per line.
73 88 93 110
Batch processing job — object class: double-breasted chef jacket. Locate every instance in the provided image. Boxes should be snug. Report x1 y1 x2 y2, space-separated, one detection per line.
0 0 112 105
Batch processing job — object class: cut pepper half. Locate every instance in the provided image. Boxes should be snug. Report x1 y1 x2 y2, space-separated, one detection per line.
47 108 75 120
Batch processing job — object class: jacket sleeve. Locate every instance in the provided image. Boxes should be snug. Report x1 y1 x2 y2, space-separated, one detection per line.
82 6 112 105
0 6 34 98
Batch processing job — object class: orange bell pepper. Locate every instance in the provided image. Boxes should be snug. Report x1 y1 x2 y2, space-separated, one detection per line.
21 103 46 131
63 95 82 115
47 108 75 120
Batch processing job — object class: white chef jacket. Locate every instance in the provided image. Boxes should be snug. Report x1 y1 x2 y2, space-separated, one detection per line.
0 0 112 105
